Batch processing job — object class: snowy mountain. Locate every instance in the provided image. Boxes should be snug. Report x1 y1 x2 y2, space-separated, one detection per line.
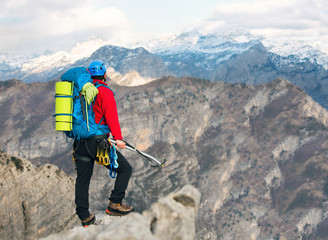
144 30 328 108
140 29 328 70
1 29 327 81
0 38 108 82
77 45 172 79
1 29 328 107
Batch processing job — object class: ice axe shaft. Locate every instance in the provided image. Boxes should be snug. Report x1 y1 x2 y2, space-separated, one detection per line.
109 139 165 168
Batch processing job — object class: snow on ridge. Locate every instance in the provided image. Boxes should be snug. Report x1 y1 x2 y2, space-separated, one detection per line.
0 54 30 68
2 29 328 78
219 29 328 69
21 38 109 73
262 38 328 69
141 30 261 56
136 29 328 69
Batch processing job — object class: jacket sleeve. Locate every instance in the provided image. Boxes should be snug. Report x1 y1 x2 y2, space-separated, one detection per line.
98 87 123 140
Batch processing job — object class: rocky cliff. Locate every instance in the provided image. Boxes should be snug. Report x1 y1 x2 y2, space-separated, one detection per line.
0 149 200 240
0 79 72 172
41 185 201 240
1 77 328 239
0 151 79 240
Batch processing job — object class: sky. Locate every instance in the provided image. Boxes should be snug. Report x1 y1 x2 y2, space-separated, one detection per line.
0 0 327 56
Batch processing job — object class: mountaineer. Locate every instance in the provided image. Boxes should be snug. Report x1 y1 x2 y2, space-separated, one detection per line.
73 60 134 227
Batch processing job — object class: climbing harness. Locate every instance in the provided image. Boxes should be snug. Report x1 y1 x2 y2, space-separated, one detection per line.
72 135 119 178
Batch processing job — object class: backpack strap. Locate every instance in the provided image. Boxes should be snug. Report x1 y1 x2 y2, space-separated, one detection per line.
94 83 115 95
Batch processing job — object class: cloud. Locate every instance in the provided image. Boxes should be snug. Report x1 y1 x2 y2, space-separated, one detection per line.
1 0 327 55
0 0 134 55
196 0 328 50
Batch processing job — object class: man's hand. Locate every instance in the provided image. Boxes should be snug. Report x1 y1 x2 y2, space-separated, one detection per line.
116 139 126 149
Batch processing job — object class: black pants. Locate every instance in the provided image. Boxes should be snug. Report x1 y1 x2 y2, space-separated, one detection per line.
73 137 132 220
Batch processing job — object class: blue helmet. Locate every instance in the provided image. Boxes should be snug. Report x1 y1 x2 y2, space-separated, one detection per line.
88 60 106 76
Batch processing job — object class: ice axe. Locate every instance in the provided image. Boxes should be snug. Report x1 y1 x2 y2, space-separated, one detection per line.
109 139 166 169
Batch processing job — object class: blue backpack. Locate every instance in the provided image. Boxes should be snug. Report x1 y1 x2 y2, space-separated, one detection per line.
55 67 111 139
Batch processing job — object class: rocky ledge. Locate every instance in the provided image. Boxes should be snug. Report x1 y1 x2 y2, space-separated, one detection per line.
41 185 201 240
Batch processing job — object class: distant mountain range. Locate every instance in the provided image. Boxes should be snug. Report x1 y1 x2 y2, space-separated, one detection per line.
1 30 328 108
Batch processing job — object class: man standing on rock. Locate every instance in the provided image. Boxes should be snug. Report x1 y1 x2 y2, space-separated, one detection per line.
74 60 134 227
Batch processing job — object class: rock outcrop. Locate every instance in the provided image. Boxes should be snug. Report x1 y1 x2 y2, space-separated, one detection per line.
0 151 79 240
41 185 201 240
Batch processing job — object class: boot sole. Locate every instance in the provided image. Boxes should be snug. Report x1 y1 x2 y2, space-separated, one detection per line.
82 214 96 227
106 208 132 216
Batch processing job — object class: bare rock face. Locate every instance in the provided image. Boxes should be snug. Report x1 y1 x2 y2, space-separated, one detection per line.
41 185 201 240
0 79 73 172
143 184 201 240
2 77 328 239
0 151 79 240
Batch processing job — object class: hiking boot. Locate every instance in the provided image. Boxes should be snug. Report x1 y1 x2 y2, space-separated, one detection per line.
106 201 134 216
81 213 96 227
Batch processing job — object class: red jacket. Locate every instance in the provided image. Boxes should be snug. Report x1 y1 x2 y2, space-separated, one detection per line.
92 79 123 140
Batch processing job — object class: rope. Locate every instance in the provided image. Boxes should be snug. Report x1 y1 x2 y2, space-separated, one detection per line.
109 145 119 178
81 82 99 131
81 82 98 105
86 101 89 131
